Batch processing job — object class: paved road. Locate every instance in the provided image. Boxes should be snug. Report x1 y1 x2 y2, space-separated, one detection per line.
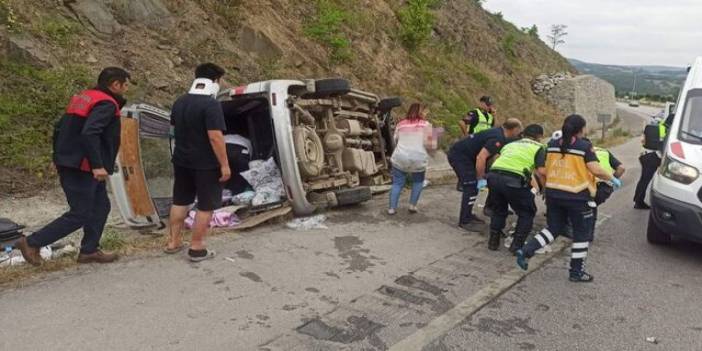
615 102 662 136
423 137 702 351
2 109 700 350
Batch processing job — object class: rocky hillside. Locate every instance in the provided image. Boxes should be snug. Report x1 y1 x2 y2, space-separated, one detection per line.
0 0 574 193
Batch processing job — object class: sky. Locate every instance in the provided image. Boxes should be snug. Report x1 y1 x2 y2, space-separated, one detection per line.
482 0 702 67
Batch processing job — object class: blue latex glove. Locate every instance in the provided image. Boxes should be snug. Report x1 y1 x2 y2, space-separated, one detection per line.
611 177 622 190
477 179 488 190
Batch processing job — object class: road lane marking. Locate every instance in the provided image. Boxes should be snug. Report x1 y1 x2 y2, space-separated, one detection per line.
388 216 611 351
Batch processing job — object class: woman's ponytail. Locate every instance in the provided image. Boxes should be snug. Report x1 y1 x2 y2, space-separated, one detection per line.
559 114 587 156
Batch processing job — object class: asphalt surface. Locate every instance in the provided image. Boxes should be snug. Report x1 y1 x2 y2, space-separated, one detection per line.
3 104 701 351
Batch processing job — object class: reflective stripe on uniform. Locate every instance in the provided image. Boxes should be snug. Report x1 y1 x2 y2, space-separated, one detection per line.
542 228 555 242
572 251 588 259
572 242 589 249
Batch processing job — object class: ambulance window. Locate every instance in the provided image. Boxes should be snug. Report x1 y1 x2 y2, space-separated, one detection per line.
679 89 702 144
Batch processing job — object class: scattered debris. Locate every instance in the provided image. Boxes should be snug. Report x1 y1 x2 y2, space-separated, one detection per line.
224 257 236 263
286 215 328 230
235 206 292 231
0 243 77 267
646 337 658 344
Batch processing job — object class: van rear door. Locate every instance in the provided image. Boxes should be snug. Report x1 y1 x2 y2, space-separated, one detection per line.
110 104 172 228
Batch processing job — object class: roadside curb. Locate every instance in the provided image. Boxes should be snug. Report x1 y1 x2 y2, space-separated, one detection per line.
387 238 570 351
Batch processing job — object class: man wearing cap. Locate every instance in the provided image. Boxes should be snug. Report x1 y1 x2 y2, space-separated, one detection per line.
448 119 523 232
459 96 496 137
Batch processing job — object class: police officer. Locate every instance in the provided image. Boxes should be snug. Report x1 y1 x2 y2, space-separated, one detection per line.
486 124 546 252
15 67 130 266
633 114 672 209
515 115 622 283
459 96 496 136
448 118 523 232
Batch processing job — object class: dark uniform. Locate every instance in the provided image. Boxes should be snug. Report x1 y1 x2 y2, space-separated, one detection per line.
448 127 508 226
517 137 599 281
487 138 546 251
26 88 125 254
633 116 671 208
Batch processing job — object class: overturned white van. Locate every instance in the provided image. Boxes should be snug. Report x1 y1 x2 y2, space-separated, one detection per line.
109 79 401 228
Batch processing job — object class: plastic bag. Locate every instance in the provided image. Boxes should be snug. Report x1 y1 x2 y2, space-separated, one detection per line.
241 158 286 206
231 191 256 206
286 215 328 230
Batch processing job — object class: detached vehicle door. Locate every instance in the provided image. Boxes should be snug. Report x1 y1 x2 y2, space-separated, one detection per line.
110 104 172 228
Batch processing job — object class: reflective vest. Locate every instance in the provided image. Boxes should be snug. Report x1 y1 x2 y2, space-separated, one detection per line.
594 147 614 175
472 108 494 134
544 145 597 197
66 89 120 118
491 138 544 178
658 120 667 139
63 89 120 171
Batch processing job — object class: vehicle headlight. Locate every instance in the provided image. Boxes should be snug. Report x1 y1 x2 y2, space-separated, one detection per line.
661 156 699 184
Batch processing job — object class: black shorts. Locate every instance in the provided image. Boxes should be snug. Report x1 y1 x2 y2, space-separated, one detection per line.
172 165 223 211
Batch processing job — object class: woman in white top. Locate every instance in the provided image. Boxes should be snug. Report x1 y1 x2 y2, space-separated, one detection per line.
388 103 436 214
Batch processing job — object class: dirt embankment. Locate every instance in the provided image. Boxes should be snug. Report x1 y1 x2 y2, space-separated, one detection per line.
0 0 574 194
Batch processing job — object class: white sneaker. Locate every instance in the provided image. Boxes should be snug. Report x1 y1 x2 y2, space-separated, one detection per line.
504 236 513 248
387 208 397 215
408 205 418 214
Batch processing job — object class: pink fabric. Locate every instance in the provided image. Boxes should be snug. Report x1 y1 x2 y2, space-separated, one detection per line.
184 209 241 229
396 119 430 133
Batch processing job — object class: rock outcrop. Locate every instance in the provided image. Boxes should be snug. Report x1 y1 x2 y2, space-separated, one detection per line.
534 74 616 126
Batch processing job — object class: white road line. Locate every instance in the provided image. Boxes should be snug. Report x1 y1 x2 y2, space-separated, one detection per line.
388 216 610 351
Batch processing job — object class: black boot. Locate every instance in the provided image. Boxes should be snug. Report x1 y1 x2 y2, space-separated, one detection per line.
488 231 501 251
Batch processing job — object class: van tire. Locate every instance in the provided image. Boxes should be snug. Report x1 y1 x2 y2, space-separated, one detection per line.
647 213 671 245
378 97 402 112
306 79 351 98
293 126 325 177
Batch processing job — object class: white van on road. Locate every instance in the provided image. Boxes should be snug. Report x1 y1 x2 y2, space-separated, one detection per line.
648 57 702 244
109 79 401 228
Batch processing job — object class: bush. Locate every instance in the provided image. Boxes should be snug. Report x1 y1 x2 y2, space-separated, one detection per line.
398 0 439 50
304 0 352 64
34 18 81 47
0 60 92 178
502 32 517 58
0 0 18 31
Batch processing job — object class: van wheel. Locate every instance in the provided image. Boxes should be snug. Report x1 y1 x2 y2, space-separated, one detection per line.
647 212 671 245
378 97 402 112
293 126 324 177
305 79 351 98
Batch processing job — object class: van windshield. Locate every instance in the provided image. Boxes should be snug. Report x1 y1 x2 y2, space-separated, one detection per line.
680 89 702 144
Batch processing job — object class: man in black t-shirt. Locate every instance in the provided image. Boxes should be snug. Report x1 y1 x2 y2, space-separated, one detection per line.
165 63 230 262
448 119 523 232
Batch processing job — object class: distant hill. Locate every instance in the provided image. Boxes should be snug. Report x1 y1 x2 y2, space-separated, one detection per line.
569 59 686 98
